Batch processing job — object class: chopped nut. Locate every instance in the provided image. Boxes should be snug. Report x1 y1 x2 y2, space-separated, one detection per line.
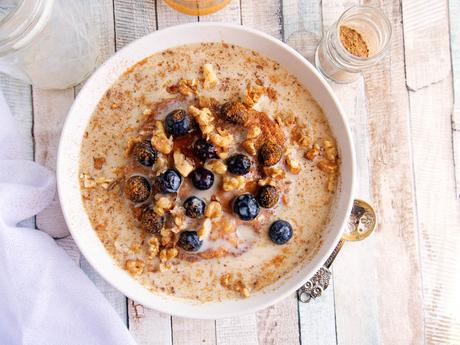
216 150 229 159
205 201 222 218
160 248 178 262
159 262 173 272
143 108 152 116
93 157 106 170
274 113 284 127
111 103 120 109
247 125 261 139
189 106 215 137
147 237 160 259
266 87 277 101
317 160 338 174
167 79 198 96
197 218 212 239
167 248 179 260
323 140 337 162
153 154 168 175
305 143 320 161
220 273 233 287
203 63 218 89
244 84 265 107
124 136 142 157
223 175 246 191
241 288 250 298
173 150 194 177
285 153 301 174
204 159 227 175
178 79 198 95
125 259 144 276
242 139 257 155
291 126 310 148
258 177 273 186
153 196 173 216
160 228 173 246
151 121 173 154
209 128 233 149
263 167 285 179
173 213 186 230
327 174 337 192
81 174 96 189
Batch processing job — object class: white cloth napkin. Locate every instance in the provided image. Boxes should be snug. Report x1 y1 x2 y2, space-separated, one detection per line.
0 91 136 345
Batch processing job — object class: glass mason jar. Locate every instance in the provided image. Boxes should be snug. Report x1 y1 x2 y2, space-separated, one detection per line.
315 6 392 83
0 0 97 89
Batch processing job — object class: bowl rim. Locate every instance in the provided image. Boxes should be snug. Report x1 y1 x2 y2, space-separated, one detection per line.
57 22 356 319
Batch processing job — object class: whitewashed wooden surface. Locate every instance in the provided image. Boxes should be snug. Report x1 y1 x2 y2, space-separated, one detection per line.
1 0 459 343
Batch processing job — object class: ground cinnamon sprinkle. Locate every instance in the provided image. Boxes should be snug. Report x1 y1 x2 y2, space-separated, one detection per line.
340 26 369 57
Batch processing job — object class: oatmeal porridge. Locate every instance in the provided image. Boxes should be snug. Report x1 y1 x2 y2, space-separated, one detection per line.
79 43 339 302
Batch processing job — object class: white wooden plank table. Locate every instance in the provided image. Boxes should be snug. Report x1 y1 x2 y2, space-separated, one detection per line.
2 0 460 343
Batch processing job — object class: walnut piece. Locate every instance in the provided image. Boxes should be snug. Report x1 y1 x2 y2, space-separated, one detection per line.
203 63 218 89
244 84 265 107
173 150 194 177
93 157 106 170
159 248 179 262
153 196 173 216
125 259 144 276
205 201 222 219
247 126 261 140
147 237 160 259
124 136 142 157
317 160 338 174
197 218 212 239
242 139 257 156
323 140 337 162
263 167 285 179
219 273 250 298
209 128 233 149
189 106 215 137
151 121 173 154
285 153 301 174
223 175 246 191
204 159 227 175
305 143 320 161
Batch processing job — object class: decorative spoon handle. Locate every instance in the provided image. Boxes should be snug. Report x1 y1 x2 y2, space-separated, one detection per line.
297 199 376 303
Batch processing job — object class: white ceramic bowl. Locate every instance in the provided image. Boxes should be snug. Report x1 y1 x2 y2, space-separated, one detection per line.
57 23 355 319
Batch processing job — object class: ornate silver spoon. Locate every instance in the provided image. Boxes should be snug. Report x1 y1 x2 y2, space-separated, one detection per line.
297 199 377 303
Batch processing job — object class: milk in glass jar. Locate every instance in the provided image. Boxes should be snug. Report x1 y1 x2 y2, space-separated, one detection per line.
0 0 97 89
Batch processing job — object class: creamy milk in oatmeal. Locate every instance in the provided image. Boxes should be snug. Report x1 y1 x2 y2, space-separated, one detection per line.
79 43 339 302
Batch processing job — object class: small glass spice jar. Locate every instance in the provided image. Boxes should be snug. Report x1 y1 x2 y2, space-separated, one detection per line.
315 6 392 83
0 0 97 89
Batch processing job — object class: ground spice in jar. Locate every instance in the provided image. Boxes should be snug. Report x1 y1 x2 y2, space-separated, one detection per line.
339 26 369 57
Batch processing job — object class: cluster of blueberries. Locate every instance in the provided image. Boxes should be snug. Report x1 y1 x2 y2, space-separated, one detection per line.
123 108 293 252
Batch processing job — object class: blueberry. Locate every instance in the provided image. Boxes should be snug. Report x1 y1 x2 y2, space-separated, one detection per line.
124 175 151 203
193 139 217 161
268 220 293 245
257 185 279 208
190 167 214 190
226 154 252 175
183 196 206 218
140 208 164 234
232 194 260 221
155 169 182 193
164 109 192 137
178 230 203 252
132 140 158 167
